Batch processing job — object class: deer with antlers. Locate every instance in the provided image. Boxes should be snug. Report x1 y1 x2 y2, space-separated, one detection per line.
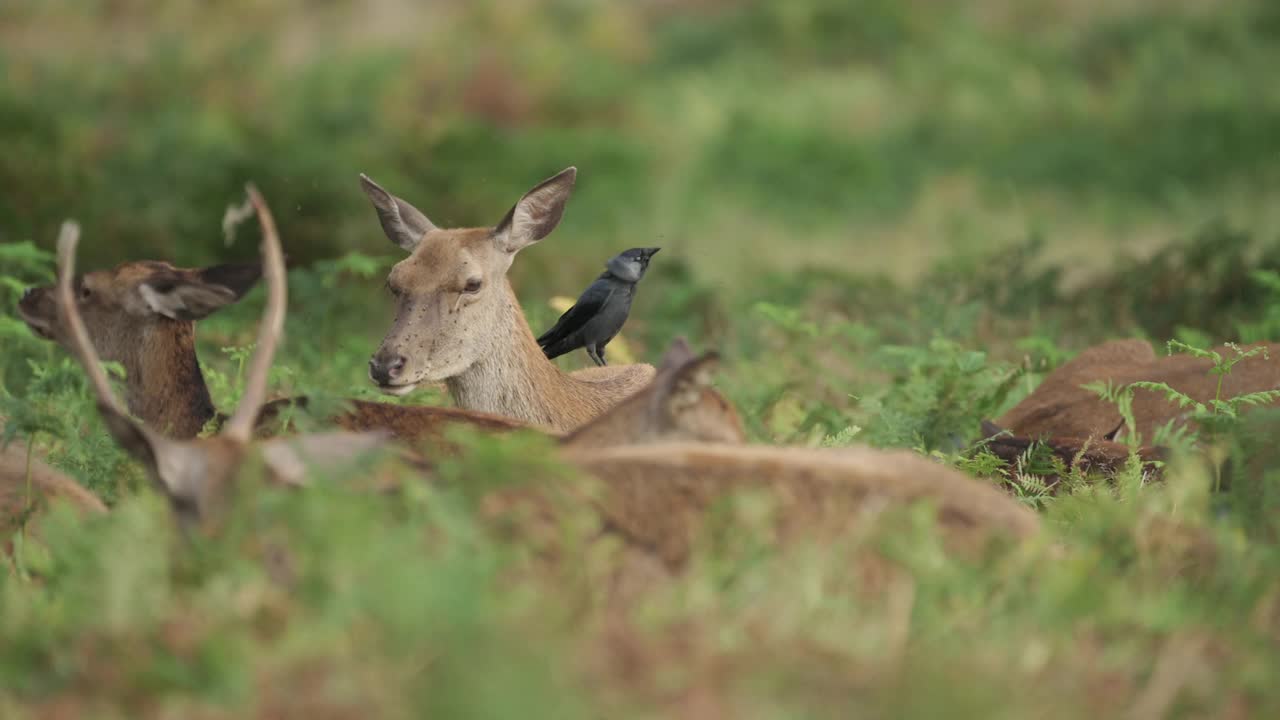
359 168 656 432
50 190 390 530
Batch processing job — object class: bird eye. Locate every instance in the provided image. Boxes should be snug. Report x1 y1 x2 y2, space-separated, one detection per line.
463 278 483 294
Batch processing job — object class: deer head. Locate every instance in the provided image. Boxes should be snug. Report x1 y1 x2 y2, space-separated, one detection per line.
53 189 387 531
559 337 747 450
18 253 262 437
361 167 577 395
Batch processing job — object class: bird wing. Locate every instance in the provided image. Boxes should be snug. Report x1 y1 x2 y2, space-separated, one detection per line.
537 281 614 354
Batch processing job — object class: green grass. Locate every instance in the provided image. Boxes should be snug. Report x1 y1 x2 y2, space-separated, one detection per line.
5 0 1280 716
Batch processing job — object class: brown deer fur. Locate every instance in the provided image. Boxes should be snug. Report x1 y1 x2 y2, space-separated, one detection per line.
978 420 1168 489
360 168 655 432
998 339 1280 443
487 443 1041 574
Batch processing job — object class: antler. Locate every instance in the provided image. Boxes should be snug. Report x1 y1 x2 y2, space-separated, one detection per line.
223 184 287 442
57 221 163 471
55 222 128 417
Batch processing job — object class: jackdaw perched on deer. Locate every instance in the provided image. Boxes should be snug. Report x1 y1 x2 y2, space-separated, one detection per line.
536 247 660 367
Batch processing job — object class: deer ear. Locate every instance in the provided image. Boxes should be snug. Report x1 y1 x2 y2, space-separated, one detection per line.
657 337 696 372
135 271 243 321
359 173 436 252
199 262 263 301
493 167 576 254
650 351 721 425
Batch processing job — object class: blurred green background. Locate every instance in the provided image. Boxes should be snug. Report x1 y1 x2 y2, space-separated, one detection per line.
5 0 1280 287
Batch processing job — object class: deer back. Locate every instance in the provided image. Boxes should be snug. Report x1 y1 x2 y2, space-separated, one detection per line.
998 339 1157 439
490 443 1039 572
998 340 1280 442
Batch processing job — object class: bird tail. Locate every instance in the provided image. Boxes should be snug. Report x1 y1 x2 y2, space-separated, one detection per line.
536 300 575 347
540 338 574 360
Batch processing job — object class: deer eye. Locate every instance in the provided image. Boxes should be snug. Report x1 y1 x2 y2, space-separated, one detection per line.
463 278 483 294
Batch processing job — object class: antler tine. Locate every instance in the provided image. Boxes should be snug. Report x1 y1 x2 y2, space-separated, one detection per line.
55 221 129 418
223 184 287 442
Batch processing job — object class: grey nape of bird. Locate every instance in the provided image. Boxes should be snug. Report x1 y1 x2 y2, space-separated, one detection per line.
537 246 660 367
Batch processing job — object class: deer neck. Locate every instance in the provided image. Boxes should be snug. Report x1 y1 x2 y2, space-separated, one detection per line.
120 321 217 439
446 281 601 432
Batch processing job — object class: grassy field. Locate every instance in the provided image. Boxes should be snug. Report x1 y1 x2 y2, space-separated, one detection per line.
4 0 1280 717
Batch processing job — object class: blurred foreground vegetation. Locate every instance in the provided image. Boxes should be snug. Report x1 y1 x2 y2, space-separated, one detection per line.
4 0 1280 717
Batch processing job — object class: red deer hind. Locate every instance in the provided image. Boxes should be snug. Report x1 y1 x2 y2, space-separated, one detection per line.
359 167 656 433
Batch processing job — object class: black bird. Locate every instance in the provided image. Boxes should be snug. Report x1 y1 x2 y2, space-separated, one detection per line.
537 247 660 366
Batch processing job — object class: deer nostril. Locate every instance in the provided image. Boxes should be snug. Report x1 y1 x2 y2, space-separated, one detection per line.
369 354 408 384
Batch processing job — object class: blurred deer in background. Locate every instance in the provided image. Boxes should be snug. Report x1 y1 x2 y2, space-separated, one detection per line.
52 189 389 531
974 338 1280 486
996 339 1280 443
359 167 655 432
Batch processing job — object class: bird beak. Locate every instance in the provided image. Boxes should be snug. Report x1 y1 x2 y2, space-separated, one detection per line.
644 247 661 258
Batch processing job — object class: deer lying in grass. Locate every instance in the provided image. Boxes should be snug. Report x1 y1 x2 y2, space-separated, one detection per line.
977 419 1168 490
483 368 1037 575
483 440 1041 590
359 167 656 432
996 339 1280 443
52 190 390 530
16 247 739 450
560 443 1040 570
17 245 528 444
